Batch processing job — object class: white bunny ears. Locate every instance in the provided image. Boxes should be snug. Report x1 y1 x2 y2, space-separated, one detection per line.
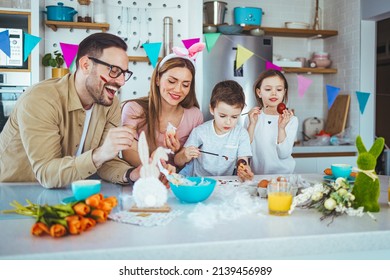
158 42 205 69
138 131 169 179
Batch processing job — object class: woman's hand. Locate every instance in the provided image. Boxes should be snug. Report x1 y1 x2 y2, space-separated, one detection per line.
159 160 176 188
164 133 181 153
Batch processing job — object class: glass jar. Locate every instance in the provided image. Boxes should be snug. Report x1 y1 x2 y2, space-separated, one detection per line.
78 0 92 23
94 0 106 23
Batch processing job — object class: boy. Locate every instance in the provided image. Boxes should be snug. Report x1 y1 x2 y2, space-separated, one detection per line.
174 80 254 181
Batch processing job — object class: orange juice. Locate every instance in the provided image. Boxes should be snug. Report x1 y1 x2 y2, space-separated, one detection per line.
268 192 293 216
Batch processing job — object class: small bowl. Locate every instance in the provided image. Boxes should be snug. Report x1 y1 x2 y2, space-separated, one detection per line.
250 28 265 36
72 179 101 200
285 22 310 29
331 164 352 179
169 177 216 203
312 58 332 68
217 24 243 35
203 25 217 33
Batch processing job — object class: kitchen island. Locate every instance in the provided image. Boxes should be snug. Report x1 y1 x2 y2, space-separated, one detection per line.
0 174 389 260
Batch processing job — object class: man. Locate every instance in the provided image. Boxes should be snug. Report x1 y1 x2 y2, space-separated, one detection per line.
0 33 138 188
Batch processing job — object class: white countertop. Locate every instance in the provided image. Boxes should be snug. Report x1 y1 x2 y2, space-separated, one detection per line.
1 174 389 260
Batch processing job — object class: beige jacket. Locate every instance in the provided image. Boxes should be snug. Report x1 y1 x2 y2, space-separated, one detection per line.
0 74 131 188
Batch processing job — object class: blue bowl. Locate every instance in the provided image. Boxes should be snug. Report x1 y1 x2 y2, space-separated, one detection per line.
217 24 243 35
169 177 217 203
331 164 352 179
71 180 101 201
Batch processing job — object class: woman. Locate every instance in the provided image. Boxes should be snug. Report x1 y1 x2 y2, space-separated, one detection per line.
121 43 204 181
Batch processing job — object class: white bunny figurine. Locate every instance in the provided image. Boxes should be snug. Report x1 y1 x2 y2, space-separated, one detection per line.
132 131 168 208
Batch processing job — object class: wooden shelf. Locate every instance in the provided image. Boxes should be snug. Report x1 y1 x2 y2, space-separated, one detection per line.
243 26 338 39
282 67 337 74
45 21 109 32
128 56 162 63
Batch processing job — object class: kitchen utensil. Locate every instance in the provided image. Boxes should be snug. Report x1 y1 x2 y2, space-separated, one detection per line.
163 16 173 56
324 94 350 136
45 2 78 22
169 177 217 203
203 1 227 25
199 150 229 161
198 144 228 160
234 7 263 26
250 28 264 36
303 117 324 140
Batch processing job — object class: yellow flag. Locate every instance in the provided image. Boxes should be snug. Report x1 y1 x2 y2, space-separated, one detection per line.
236 44 254 69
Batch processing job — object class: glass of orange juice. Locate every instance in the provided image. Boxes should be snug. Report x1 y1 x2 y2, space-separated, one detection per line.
267 180 293 216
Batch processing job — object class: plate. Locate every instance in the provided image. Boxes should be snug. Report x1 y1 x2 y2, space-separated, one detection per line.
61 196 78 204
323 175 355 183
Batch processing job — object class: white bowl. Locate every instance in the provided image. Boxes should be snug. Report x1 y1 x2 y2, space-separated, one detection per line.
250 28 265 36
285 22 310 29
203 25 217 33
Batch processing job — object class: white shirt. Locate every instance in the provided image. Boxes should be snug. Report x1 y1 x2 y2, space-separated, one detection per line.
180 120 252 177
75 105 94 156
244 112 298 174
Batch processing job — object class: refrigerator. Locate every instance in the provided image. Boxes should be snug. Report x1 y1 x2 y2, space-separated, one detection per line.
202 35 273 121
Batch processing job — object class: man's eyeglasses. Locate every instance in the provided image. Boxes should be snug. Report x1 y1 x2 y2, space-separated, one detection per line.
88 57 133 81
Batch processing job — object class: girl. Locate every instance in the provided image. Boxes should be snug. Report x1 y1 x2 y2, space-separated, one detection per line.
245 69 298 174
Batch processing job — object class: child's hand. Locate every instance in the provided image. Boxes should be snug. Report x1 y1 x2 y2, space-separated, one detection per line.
237 164 254 182
247 107 261 125
278 109 294 129
236 159 254 182
183 146 200 162
164 133 181 152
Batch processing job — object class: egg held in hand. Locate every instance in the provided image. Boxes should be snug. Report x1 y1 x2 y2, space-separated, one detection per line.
277 102 287 114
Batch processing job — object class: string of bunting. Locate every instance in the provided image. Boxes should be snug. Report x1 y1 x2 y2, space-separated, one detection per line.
0 28 372 115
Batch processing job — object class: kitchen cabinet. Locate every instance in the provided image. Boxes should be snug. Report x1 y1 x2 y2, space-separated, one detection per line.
45 20 109 32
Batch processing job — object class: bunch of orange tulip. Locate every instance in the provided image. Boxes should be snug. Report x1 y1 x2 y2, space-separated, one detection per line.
3 193 117 238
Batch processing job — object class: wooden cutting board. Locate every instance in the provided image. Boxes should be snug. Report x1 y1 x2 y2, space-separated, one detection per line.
324 94 351 136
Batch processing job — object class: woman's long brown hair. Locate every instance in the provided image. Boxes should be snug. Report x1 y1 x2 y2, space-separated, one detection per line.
123 57 199 152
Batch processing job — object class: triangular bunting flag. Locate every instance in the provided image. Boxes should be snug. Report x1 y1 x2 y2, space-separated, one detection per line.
204 33 220 52
266 61 282 71
60 42 79 68
23 32 41 62
297 75 313 98
143 42 162 68
0 29 11 57
326 85 341 109
182 38 200 49
236 44 254 70
356 91 371 114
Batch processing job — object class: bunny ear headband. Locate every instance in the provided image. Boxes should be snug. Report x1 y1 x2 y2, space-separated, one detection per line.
158 42 205 69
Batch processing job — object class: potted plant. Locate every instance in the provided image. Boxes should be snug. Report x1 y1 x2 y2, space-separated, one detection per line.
42 50 69 78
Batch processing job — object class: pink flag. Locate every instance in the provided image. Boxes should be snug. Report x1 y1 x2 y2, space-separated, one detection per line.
297 75 313 98
60 42 79 68
182 38 200 49
266 61 282 71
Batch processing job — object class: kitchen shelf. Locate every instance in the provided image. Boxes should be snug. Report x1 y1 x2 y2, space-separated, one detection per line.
242 26 338 39
282 67 337 74
45 21 109 32
128 56 162 63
